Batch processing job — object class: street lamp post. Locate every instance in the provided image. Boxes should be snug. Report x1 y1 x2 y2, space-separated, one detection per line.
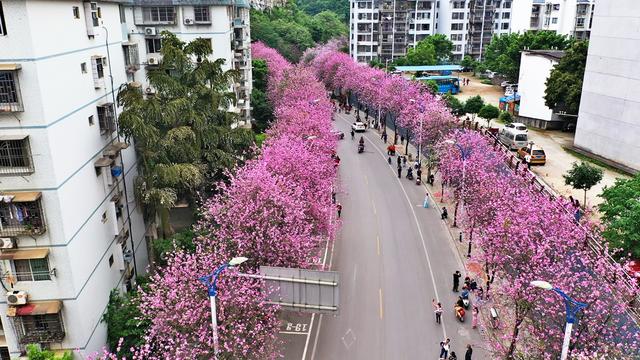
199 256 249 358
530 280 587 360
409 99 424 163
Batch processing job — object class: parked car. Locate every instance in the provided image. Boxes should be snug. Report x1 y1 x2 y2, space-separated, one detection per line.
500 81 511 88
624 260 640 284
517 145 546 165
505 122 528 132
352 121 366 132
499 128 529 150
332 130 345 140
484 70 497 79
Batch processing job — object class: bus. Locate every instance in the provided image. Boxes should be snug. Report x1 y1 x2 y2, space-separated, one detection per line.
417 75 461 95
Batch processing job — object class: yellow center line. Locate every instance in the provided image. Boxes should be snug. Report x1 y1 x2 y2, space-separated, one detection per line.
379 288 384 319
376 235 380 256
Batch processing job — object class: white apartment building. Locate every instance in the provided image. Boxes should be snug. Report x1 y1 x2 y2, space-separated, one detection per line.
574 0 640 173
511 0 595 40
0 0 252 357
350 0 514 63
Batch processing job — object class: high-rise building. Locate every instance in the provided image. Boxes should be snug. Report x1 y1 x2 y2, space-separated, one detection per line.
511 0 596 40
349 0 514 63
0 0 251 357
573 0 640 173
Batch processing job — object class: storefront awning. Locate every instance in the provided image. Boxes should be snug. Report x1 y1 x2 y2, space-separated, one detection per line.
0 63 21 71
7 300 62 317
0 248 49 261
1 191 41 202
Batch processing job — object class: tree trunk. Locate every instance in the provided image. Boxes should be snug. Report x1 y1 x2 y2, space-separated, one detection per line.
506 319 521 359
453 201 459 227
583 190 587 210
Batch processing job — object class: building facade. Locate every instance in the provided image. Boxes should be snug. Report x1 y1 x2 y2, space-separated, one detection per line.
573 0 640 173
0 0 251 357
349 0 514 63
516 50 565 129
510 0 596 40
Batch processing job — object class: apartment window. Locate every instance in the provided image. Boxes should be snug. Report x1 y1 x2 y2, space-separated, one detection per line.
0 136 33 175
452 12 464 20
576 18 585 27
90 56 106 88
494 12 499 19
194 6 210 23
502 12 510 19
502 23 509 30
552 17 558 24
0 1 6 35
73 6 80 19
451 23 464 31
503 1 511 9
454 45 462 52
97 103 115 134
544 17 550 26
109 254 114 267
553 4 560 10
0 70 23 112
142 6 176 24
0 192 46 237
80 62 87 73
123 43 140 71
14 257 51 281
88 115 94 126
494 23 499 30
13 313 65 345
146 38 162 53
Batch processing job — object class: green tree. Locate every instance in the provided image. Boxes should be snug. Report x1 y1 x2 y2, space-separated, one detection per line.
478 104 500 128
460 55 477 71
498 111 513 124
442 93 465 116
308 11 348 43
599 174 640 259
117 32 254 238
425 34 454 63
426 80 440 94
153 229 196 267
26 344 72 360
297 0 349 23
251 59 274 133
483 31 571 82
103 287 150 359
464 95 485 120
544 41 589 115
405 39 437 65
563 162 604 209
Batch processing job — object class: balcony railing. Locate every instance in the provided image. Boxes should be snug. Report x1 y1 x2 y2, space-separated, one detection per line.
0 69 24 113
0 192 46 237
13 314 65 344
0 135 34 176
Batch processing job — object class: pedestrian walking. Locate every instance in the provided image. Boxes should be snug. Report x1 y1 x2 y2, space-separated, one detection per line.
439 338 450 359
382 132 388 143
472 306 479 329
400 135 405 144
432 299 443 324
448 351 457 360
441 207 448 220
465 345 473 360
331 192 336 204
423 193 430 208
396 156 402 167
402 156 407 168
397 165 402 179
336 203 342 218
453 270 462 292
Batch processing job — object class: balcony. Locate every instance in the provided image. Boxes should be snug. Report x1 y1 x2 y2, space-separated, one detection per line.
97 103 116 135
0 192 46 237
233 18 246 28
0 66 24 113
8 301 65 345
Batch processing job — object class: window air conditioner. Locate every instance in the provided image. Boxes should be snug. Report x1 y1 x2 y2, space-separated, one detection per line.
145 87 156 95
144 27 157 36
7 290 28 305
0 238 15 249
184 18 194 25
147 56 160 65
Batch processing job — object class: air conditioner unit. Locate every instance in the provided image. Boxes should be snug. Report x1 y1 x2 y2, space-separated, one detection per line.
145 87 156 95
144 27 157 36
0 238 14 249
7 290 27 306
184 18 194 25
147 56 160 65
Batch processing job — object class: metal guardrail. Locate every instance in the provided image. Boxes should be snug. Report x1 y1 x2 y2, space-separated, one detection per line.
474 126 640 321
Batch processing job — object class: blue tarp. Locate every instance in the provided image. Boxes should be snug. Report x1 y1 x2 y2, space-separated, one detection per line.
415 75 459 80
500 94 521 102
394 65 463 72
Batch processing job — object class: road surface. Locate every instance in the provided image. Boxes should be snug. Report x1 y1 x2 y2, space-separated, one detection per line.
278 110 488 360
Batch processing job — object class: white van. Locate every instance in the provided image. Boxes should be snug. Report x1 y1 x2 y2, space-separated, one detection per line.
499 129 528 150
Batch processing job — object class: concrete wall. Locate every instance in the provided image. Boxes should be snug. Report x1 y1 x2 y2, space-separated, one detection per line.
517 52 556 122
574 0 640 172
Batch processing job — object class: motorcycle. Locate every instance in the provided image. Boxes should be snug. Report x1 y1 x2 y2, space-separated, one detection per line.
358 143 364 153
461 289 471 309
454 305 465 322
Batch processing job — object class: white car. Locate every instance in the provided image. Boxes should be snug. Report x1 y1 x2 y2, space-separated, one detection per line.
352 122 366 132
505 122 528 132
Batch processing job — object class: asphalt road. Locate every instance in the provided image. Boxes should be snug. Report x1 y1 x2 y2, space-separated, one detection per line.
285 111 487 360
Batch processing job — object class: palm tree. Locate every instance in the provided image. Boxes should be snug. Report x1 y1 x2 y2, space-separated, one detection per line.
117 32 254 240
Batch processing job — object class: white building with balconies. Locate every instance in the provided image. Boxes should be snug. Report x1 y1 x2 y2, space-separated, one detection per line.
511 0 595 40
0 0 253 357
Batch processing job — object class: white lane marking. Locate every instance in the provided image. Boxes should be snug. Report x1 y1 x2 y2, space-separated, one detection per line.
376 235 381 256
337 113 448 339
379 288 384 320
353 264 358 283
371 198 377 214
